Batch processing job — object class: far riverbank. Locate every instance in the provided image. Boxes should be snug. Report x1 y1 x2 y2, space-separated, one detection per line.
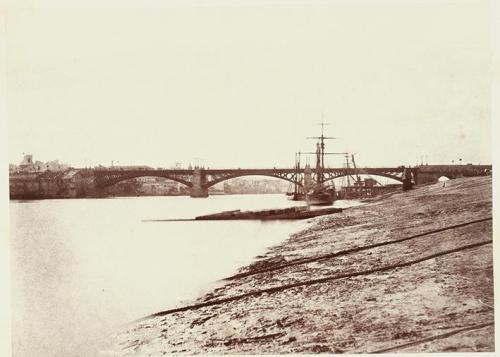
106 176 494 354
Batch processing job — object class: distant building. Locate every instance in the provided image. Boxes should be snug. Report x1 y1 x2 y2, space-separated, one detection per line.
15 154 69 173
137 177 156 183
18 154 37 172
131 177 183 195
45 160 69 172
9 169 95 199
223 178 288 194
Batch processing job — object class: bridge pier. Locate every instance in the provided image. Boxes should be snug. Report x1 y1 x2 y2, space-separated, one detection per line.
190 169 209 198
190 186 209 198
402 167 414 191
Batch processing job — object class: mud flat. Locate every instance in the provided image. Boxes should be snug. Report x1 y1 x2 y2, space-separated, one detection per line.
105 176 494 355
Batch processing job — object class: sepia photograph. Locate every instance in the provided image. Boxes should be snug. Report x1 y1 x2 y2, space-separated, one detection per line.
1 0 497 356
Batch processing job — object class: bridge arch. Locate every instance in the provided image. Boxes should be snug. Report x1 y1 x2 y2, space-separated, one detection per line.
96 173 193 189
323 173 404 185
204 173 303 189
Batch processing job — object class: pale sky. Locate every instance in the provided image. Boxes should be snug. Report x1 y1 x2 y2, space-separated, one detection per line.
6 0 492 169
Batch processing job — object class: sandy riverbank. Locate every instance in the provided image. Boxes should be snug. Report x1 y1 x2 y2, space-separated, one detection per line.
104 176 494 354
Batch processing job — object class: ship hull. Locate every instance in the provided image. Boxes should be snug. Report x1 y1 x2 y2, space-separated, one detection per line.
306 195 335 206
306 190 335 206
286 192 305 201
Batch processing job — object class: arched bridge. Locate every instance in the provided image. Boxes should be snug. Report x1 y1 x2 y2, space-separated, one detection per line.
93 167 410 197
90 164 491 197
91 166 425 197
9 164 490 200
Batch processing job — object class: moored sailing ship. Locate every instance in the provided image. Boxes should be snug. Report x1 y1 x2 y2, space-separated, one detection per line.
285 121 348 205
305 141 336 206
304 122 343 206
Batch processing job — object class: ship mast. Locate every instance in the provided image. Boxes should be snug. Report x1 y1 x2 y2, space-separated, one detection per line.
345 154 351 187
319 121 325 174
316 143 322 183
294 151 302 194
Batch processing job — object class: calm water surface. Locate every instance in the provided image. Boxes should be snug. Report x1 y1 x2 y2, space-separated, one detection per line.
10 194 360 357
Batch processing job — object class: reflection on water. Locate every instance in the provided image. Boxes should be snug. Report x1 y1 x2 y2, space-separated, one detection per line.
10 194 360 357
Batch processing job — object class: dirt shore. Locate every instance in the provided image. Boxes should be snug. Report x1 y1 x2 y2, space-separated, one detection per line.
104 176 494 355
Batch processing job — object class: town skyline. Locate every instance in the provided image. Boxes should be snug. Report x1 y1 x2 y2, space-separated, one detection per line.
9 150 491 171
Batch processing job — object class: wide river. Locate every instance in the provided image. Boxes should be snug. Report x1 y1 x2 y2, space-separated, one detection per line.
9 194 360 357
